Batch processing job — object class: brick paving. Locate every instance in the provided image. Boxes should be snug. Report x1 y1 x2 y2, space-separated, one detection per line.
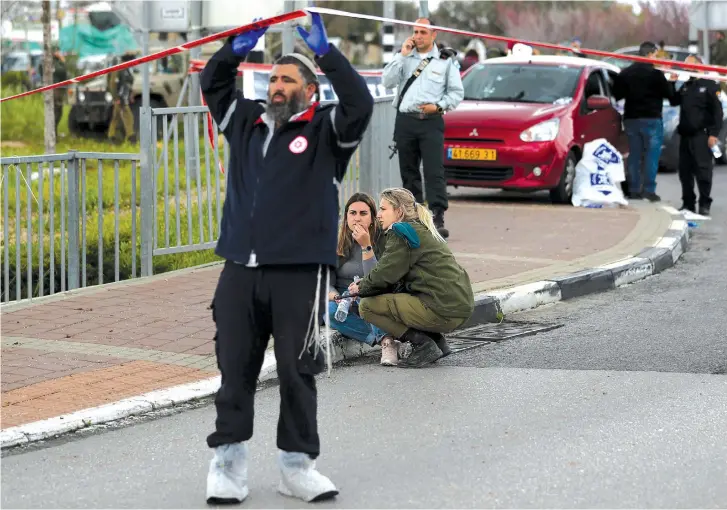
0 200 667 429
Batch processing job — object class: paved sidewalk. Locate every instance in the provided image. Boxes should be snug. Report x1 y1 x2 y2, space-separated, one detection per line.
0 200 670 430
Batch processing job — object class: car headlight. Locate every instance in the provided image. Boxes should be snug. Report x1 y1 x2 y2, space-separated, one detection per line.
520 118 560 142
105 92 113 103
78 91 86 103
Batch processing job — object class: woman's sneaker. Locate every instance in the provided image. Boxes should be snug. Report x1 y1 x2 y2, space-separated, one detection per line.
380 336 398 366
278 451 338 502
206 442 249 504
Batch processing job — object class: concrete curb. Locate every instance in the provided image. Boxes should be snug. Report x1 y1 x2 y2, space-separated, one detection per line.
464 208 690 323
0 207 691 449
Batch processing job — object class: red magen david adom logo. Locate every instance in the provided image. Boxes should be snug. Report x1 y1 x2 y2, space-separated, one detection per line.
289 136 308 154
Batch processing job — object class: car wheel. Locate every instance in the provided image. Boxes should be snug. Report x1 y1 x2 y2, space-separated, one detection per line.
549 151 578 204
67 105 88 138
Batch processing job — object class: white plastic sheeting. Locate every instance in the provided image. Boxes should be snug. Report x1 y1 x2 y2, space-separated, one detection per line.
572 138 628 208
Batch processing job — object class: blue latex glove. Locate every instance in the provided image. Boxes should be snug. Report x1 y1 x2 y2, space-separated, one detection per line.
231 18 268 56
296 12 329 56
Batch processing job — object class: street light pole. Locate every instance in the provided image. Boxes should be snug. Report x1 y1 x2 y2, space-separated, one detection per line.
419 1 429 18
282 0 295 55
703 0 711 64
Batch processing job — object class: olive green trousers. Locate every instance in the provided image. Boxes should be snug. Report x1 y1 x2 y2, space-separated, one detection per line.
359 293 465 339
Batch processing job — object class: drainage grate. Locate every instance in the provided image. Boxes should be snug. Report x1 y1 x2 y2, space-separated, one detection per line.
446 337 493 354
449 320 563 341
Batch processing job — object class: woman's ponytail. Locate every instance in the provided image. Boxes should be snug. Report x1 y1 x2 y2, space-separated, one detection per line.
415 203 446 244
380 188 447 244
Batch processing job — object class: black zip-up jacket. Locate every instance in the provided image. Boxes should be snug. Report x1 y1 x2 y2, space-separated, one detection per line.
671 78 724 138
613 62 676 119
200 43 374 268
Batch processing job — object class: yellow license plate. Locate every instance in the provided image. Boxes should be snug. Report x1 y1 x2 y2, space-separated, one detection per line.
448 147 497 161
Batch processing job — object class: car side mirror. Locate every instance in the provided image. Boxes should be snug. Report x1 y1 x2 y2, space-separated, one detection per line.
586 95 611 110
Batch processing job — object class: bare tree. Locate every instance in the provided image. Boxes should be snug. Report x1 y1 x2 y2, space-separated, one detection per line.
41 0 56 154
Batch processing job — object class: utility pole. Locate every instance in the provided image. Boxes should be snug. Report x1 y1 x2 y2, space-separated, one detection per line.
382 1 395 65
703 0 711 64
419 1 429 18
188 0 202 106
282 0 295 56
141 0 150 111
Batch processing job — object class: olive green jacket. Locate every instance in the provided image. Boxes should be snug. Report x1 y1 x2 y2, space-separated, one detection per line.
357 221 474 319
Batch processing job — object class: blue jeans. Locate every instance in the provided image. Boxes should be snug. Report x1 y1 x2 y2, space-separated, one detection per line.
624 118 664 194
326 301 385 345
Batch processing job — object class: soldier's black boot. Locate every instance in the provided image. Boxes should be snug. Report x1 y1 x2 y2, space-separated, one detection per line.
432 209 449 239
398 329 443 368
427 332 452 358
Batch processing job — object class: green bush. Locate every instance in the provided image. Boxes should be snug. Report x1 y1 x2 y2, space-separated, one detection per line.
1 71 31 91
0 85 47 140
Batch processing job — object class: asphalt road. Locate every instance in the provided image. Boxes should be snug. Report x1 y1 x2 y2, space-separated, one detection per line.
2 170 726 509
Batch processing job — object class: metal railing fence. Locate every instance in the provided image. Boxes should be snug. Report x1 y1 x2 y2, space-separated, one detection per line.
1 152 141 303
0 96 401 304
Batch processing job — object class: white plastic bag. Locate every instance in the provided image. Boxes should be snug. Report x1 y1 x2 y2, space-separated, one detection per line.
571 139 628 208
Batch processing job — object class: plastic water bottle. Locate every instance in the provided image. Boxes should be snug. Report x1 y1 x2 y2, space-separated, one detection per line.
334 276 360 322
334 294 352 322
712 141 722 160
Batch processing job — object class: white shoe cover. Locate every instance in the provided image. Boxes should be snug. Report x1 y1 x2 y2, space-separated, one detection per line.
277 451 338 502
206 442 249 504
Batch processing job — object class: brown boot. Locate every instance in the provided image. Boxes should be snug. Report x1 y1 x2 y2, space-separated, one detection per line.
380 336 398 366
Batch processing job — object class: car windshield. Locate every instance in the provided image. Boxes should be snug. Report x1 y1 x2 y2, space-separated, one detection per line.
2 54 29 72
462 63 582 104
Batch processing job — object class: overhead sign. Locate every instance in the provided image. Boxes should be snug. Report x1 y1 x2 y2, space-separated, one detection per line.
109 0 191 32
202 0 285 30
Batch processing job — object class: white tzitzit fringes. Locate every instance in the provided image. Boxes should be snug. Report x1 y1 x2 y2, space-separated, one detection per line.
300 265 332 375
324 268 332 376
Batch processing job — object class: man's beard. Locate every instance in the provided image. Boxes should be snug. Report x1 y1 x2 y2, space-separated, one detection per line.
267 90 306 126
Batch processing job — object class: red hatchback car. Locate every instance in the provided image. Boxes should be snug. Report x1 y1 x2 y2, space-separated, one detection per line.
443 55 628 203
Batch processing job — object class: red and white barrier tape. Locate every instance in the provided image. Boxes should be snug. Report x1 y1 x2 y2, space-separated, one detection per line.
309 6 727 78
4 6 727 104
0 10 308 103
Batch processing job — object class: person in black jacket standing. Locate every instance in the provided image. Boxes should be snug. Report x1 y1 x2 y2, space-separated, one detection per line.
200 14 373 504
613 41 677 202
669 55 724 217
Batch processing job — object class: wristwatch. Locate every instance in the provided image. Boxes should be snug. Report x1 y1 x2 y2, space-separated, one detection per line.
437 105 444 114
363 245 373 253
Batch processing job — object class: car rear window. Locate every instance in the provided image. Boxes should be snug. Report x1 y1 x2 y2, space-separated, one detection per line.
463 63 582 104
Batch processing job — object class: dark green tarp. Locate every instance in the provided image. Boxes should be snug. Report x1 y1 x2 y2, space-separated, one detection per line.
59 23 137 58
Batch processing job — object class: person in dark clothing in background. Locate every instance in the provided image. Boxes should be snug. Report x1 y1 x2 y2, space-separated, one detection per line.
107 51 136 143
668 55 723 217
613 41 677 202
200 13 373 504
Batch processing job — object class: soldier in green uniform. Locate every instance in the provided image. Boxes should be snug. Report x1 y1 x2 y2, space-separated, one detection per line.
40 45 69 138
107 51 136 143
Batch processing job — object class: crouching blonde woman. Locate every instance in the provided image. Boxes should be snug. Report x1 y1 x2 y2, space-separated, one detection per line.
347 188 475 367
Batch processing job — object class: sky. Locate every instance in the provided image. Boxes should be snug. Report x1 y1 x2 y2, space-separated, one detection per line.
422 0 645 16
